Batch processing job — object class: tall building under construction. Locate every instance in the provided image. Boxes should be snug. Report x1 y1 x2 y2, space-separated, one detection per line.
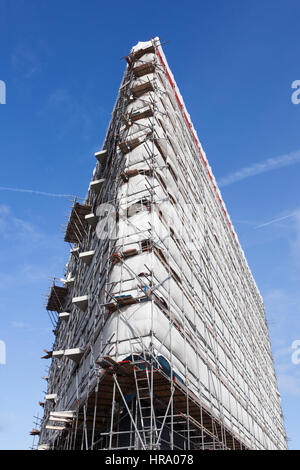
34 38 287 450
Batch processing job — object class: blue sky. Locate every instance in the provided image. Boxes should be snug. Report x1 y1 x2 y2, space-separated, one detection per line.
0 0 299 450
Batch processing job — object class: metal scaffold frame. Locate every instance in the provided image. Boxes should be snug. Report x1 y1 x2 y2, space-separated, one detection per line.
33 38 287 451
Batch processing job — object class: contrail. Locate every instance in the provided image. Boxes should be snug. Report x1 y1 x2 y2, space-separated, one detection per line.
218 149 300 187
0 186 76 198
255 213 296 229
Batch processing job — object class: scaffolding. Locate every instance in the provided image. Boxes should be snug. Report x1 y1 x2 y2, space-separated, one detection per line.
34 38 287 451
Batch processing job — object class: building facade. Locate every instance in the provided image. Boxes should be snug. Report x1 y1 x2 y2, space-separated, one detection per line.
35 38 287 450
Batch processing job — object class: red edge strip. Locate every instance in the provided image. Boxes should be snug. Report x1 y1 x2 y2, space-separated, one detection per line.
156 49 236 243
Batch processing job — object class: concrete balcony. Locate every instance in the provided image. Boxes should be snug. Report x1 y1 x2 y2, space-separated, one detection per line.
61 276 75 287
45 394 57 401
50 411 75 419
70 247 80 257
52 350 65 359
89 178 105 194
72 295 88 311
45 425 66 432
94 149 107 163
64 348 85 363
79 250 95 266
59 312 70 321
37 444 50 450
85 213 98 229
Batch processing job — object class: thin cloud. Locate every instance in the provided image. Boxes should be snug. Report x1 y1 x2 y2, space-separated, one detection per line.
277 374 300 397
0 204 42 242
10 321 30 329
218 149 300 187
0 186 75 198
11 44 41 79
255 213 297 229
291 211 300 268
